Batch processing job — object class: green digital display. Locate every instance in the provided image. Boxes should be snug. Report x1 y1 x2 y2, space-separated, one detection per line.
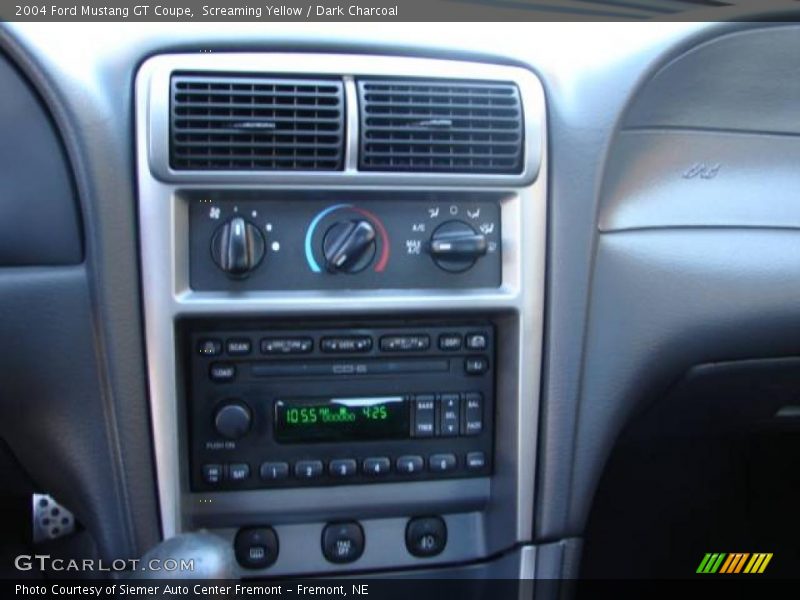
274 397 409 443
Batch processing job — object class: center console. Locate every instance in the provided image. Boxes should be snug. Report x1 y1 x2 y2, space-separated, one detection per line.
136 53 547 577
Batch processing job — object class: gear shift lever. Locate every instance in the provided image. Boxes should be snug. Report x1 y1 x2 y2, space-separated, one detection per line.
130 532 237 579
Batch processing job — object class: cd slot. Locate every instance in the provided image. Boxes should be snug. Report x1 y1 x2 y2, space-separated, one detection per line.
251 358 450 378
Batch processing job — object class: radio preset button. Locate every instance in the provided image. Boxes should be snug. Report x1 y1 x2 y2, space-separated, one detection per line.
226 338 252 356
202 464 223 485
439 394 460 436
209 363 236 382
464 356 489 375
466 452 486 470
438 334 463 351
462 392 483 435
379 335 430 352
228 463 251 482
397 455 424 474
260 462 289 481
429 453 457 473
197 339 222 356
329 459 357 478
465 333 488 350
363 457 391 476
413 395 435 437
261 337 313 354
295 460 324 480
321 336 373 353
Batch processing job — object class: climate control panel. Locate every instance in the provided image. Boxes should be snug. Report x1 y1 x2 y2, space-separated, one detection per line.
188 192 502 290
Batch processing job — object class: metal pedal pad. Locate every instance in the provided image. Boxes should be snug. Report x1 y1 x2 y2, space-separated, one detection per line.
32 494 76 543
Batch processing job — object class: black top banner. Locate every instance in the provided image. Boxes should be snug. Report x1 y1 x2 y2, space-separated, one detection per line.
2 0 800 22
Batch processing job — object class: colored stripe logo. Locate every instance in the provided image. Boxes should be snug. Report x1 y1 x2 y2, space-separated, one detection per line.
696 552 773 574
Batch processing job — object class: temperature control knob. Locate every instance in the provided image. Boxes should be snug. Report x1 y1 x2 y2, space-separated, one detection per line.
429 220 488 273
322 220 377 274
210 217 265 278
213 401 252 440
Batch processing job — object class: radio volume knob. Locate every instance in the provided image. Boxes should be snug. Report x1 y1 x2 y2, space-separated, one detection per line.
322 220 376 273
210 216 265 278
214 401 252 440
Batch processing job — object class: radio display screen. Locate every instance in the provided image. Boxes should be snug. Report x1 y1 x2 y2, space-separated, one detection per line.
274 396 410 443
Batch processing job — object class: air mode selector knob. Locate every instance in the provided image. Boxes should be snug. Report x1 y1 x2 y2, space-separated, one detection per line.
213 401 252 440
322 220 377 273
429 220 487 273
210 216 265 278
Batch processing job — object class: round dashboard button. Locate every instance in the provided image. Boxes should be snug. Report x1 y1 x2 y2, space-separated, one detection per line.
234 526 279 569
405 516 447 558
321 521 365 564
213 401 252 440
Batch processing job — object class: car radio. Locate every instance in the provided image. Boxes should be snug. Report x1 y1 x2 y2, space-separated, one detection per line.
186 322 494 492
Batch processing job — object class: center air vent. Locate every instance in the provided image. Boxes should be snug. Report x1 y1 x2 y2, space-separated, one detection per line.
358 79 523 174
171 75 345 171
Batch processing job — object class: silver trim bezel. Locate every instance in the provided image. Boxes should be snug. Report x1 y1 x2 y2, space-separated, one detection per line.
135 52 547 576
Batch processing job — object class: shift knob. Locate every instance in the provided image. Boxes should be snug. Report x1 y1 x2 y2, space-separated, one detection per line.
130 531 237 579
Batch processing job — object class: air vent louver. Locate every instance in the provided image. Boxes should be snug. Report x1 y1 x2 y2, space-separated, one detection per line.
171 75 345 170
358 79 523 174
